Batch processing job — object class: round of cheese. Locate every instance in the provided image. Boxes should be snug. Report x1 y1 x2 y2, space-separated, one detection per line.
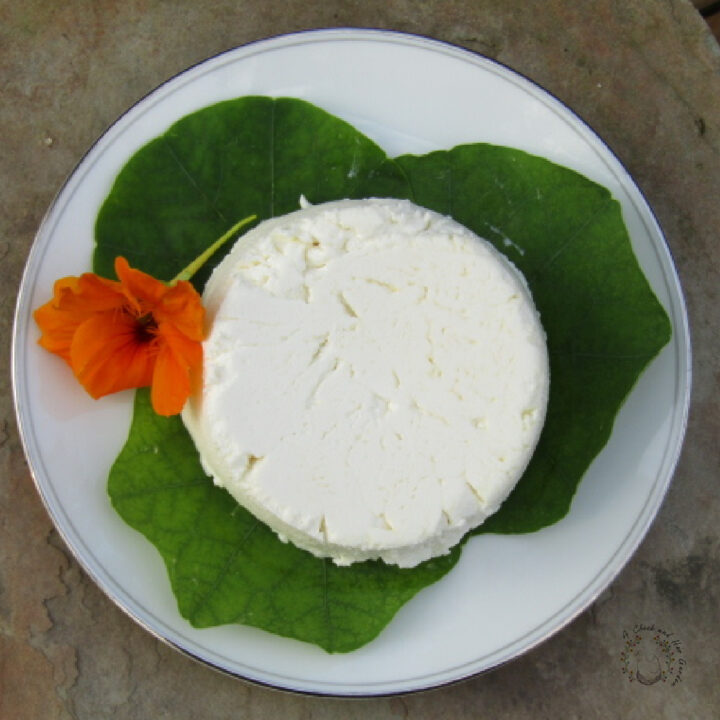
182 198 549 568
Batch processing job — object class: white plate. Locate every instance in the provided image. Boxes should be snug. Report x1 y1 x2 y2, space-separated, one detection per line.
12 29 690 696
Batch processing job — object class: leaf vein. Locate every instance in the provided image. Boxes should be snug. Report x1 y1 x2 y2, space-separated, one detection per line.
536 197 614 274
269 100 276 217
162 136 228 224
111 479 207 500
188 519 262 619
551 351 654 360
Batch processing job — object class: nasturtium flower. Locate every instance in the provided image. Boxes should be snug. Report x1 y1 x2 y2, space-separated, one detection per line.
33 215 255 415
34 257 204 416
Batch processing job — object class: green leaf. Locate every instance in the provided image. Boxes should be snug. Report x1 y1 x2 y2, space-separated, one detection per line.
99 97 671 651
94 96 409 289
109 389 459 652
394 146 672 532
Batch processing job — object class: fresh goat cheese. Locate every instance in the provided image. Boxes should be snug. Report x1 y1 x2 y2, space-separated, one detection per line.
182 198 549 567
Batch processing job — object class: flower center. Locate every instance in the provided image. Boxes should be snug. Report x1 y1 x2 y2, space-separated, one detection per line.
134 312 158 343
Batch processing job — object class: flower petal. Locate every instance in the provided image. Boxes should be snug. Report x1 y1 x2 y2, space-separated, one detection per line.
150 322 203 415
156 280 205 341
34 274 124 362
70 312 156 399
114 256 169 313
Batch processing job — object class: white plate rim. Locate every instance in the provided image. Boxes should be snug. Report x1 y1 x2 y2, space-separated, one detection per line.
11 28 692 696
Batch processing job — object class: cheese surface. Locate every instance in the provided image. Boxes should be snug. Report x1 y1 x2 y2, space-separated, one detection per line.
182 198 549 567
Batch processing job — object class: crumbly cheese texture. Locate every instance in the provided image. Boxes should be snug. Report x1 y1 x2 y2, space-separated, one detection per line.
182 198 549 568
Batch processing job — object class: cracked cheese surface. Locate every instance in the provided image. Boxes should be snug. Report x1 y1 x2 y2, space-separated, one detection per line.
182 199 549 567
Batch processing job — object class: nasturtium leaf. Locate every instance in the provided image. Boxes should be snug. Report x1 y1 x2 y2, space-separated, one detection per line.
394 146 672 532
109 389 459 652
94 96 409 288
99 97 671 651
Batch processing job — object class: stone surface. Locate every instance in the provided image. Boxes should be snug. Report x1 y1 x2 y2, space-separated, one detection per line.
1 0 719 718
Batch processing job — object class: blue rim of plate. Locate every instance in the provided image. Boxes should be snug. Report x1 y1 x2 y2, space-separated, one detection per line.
12 28 692 697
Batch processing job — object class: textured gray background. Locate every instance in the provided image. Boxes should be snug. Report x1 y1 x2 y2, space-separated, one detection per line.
1 1 719 718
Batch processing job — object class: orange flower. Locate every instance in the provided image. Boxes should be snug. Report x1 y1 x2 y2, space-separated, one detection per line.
34 257 204 416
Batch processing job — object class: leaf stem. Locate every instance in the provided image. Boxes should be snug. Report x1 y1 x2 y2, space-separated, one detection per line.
170 214 257 285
